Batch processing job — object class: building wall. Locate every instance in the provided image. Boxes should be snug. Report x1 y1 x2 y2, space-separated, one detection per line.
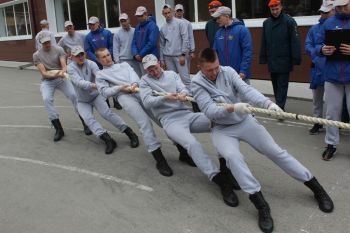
0 0 47 61
0 0 312 83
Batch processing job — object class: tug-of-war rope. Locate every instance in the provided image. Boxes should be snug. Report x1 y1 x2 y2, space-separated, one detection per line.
50 71 350 130
151 90 350 130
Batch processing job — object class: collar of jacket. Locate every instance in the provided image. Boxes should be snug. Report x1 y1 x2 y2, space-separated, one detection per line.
335 12 350 20
91 27 103 34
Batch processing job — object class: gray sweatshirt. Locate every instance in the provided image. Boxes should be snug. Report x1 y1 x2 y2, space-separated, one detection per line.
191 66 272 125
58 31 85 55
139 70 189 121
113 27 135 62
68 59 100 103
180 17 195 53
96 62 140 98
159 17 189 60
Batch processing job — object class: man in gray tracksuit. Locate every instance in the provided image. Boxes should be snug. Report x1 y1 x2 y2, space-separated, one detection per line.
174 4 196 72
35 19 56 50
191 48 334 233
96 48 193 176
58 21 85 62
140 54 238 207
113 13 142 77
159 5 190 89
68 46 138 154
33 32 89 141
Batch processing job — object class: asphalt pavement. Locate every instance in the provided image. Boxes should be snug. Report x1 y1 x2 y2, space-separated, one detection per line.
0 67 349 233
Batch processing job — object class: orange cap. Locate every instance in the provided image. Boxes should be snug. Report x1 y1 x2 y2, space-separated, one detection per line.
268 0 281 7
208 1 222 9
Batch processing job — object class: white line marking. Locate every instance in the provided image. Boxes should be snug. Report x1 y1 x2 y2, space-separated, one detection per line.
0 106 72 109
0 154 153 192
0 124 173 143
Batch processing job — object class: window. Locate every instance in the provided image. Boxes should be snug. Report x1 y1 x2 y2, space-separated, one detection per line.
166 0 231 22
163 0 321 27
0 0 32 39
236 0 322 19
54 0 120 32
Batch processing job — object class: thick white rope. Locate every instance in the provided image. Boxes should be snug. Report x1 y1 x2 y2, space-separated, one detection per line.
150 90 350 129
47 70 70 80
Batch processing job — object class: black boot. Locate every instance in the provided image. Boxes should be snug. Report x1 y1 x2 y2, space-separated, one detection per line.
113 98 123 110
79 115 92 135
99 132 117 154
51 119 64 142
212 172 239 207
152 148 173 177
124 127 139 148
219 157 241 190
304 177 334 213
249 191 274 233
175 144 196 167
191 102 200 112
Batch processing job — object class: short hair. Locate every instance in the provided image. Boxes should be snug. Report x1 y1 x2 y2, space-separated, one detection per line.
95 47 108 58
198 48 218 64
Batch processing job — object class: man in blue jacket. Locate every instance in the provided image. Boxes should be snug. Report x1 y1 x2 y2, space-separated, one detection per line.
132 6 159 76
305 1 334 135
84 16 121 110
84 16 113 69
213 6 252 84
260 0 301 111
315 0 350 161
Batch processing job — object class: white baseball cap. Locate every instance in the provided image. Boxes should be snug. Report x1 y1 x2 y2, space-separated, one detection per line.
333 0 348 7
135 6 147 16
88 16 99 24
71 46 85 56
64 20 73 28
40 19 49 25
319 1 334 12
175 4 184 11
211 6 232 18
142 54 158 69
39 32 51 44
119 13 129 21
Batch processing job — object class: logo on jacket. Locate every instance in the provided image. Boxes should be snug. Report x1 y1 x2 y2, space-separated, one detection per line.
228 35 234 40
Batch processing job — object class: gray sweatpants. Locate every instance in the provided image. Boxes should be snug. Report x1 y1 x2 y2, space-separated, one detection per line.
324 82 350 145
116 94 161 152
312 85 325 118
120 59 143 78
211 115 313 194
77 95 128 136
164 55 191 89
161 110 220 180
40 78 78 120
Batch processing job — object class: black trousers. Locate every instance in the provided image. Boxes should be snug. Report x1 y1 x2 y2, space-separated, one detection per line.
271 72 290 111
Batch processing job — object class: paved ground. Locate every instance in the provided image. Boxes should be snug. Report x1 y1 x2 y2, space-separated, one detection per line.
0 67 349 233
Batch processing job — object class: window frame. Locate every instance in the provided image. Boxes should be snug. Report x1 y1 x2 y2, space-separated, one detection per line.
0 0 32 41
46 0 121 37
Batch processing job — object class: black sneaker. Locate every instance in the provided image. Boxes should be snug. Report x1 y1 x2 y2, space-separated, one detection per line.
322 145 336 161
309 124 323 135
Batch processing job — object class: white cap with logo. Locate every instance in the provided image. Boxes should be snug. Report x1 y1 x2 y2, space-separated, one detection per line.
211 6 232 18
88 16 99 24
71 46 85 56
135 6 147 16
39 32 51 44
175 4 184 11
119 13 129 21
64 20 73 28
333 0 348 7
142 54 158 69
